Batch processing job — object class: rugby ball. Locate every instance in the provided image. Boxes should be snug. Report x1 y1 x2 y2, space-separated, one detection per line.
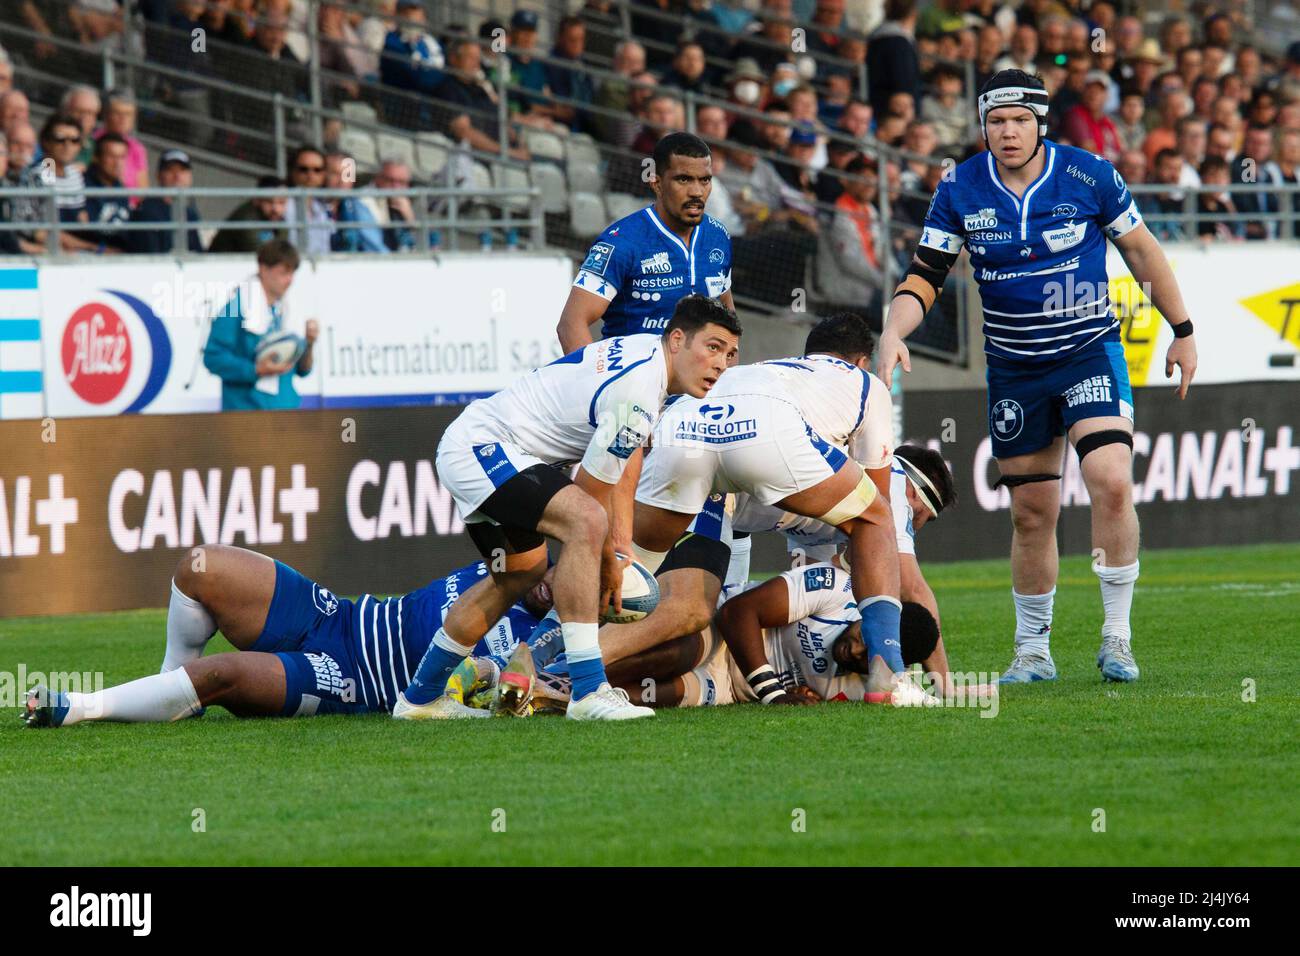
255 330 306 369
601 557 660 623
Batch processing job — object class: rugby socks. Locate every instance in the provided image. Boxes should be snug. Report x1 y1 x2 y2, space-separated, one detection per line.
404 627 472 704
1094 561 1139 643
726 533 752 588
160 580 217 673
525 610 564 671
1012 588 1055 657
857 596 904 673
60 668 202 725
562 622 606 700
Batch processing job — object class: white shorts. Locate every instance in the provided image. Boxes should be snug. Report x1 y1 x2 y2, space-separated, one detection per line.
436 412 545 524
637 393 849 515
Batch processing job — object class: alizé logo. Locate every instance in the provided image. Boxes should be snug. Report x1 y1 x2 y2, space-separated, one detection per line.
62 303 132 403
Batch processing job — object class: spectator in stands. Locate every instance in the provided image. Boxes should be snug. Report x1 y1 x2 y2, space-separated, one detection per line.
0 53 12 96
994 24 1037 74
201 0 258 46
61 85 101 167
1140 148 1190 241
577 0 621 63
1175 116 1207 188
1274 128 1300 237
1174 46 1202 93
325 150 386 252
867 0 920 120
252 0 305 72
917 0 962 39
1232 125 1283 240
591 41 648 146
128 148 203 253
205 239 317 411
819 71 853 129
0 90 30 140
1247 90 1279 129
901 120 938 185
819 154 884 315
5 118 35 178
94 89 148 195
1196 155 1242 242
693 104 743 236
1117 149 1147 188
1049 56 1091 133
972 24 1004 90
805 0 844 60
506 9 558 129
371 158 417 251
545 15 596 132
284 145 333 254
1118 39 1165 101
81 132 131 252
814 136 859 205
723 57 768 128
1275 41 1300 103
661 41 708 96
608 91 683 196
1062 70 1122 162
630 0 684 71
433 36 527 159
318 0 369 100
1114 88 1146 152
0 131 43 254
921 63 969 149
380 0 443 127
838 98 872 147
17 115 99 253
358 0 396 75
1142 89 1190 167
776 125 819 198
1206 122 1236 164
71 0 125 50
211 174 289 253
734 14 797 75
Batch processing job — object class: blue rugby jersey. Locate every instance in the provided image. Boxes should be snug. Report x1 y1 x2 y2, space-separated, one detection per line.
918 140 1143 366
344 562 542 710
573 205 733 338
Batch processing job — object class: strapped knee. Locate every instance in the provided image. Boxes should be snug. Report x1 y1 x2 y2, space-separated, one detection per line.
1075 429 1133 462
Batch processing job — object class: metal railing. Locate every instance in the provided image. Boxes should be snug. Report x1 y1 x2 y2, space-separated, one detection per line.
1126 182 1300 240
0 184 544 257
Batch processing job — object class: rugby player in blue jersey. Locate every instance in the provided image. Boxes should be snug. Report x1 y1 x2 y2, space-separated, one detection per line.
877 70 1198 684
21 546 551 727
557 131 735 351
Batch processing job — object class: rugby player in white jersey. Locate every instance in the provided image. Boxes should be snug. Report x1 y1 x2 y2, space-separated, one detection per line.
394 294 740 721
632 312 927 705
877 70 1198 683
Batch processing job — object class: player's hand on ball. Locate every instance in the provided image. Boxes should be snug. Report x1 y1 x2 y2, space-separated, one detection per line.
255 356 294 377
877 330 911 388
599 545 623 617
1165 334 1196 400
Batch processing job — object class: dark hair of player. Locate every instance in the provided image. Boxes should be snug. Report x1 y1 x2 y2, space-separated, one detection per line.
257 237 301 271
653 131 711 177
899 601 940 665
665 293 742 339
894 442 957 511
804 311 875 363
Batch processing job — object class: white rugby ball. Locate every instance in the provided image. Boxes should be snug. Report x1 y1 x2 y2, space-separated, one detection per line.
601 558 660 623
255 330 306 369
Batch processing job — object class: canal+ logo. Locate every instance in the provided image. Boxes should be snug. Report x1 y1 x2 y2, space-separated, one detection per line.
60 290 171 412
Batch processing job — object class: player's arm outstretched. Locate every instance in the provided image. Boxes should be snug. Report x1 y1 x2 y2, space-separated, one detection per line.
714 578 812 706
1110 223 1198 399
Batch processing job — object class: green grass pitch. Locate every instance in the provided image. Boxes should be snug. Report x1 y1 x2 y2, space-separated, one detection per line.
2 543 1297 866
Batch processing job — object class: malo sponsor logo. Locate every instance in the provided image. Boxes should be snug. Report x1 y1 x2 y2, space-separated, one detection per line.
964 207 998 230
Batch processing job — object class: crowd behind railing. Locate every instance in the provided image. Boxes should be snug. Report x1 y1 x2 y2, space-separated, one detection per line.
0 0 1298 349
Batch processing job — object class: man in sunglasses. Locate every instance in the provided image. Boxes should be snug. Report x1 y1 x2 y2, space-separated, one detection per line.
284 144 333 254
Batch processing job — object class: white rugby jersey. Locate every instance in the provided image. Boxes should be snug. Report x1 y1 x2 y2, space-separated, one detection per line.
461 333 667 484
761 562 869 702
709 354 894 466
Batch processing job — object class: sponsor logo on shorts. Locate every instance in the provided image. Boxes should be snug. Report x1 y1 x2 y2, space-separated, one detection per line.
991 398 1025 441
699 403 734 421
312 584 339 615
803 567 835 592
964 207 998 230
640 252 673 274
673 418 757 444
305 651 349 696
582 241 614 276
1064 374 1113 407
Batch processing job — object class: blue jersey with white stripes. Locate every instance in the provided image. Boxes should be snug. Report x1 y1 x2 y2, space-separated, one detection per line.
918 140 1143 366
344 563 542 711
572 205 733 339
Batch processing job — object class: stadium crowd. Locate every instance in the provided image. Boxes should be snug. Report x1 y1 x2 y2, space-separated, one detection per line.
0 1 1298 281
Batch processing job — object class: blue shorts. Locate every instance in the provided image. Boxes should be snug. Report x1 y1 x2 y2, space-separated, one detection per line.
251 562 379 717
986 339 1134 458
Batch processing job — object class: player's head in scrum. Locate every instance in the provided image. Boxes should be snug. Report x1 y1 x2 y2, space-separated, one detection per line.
650 130 714 231
892 443 957 534
661 293 742 397
831 602 941 677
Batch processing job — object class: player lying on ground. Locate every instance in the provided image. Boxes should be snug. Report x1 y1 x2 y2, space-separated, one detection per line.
395 293 741 721
21 545 551 727
631 312 930 704
729 443 962 693
878 69 1197 684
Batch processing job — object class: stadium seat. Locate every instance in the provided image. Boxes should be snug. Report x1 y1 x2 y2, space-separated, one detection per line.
567 160 603 194
604 193 647 222
566 133 601 170
376 132 416 170
569 191 607 238
415 133 452 178
493 163 532 212
530 162 568 214
524 128 566 163
339 128 378 167
340 100 379 125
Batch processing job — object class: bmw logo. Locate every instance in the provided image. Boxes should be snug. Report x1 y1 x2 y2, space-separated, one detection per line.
991 399 1024 441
